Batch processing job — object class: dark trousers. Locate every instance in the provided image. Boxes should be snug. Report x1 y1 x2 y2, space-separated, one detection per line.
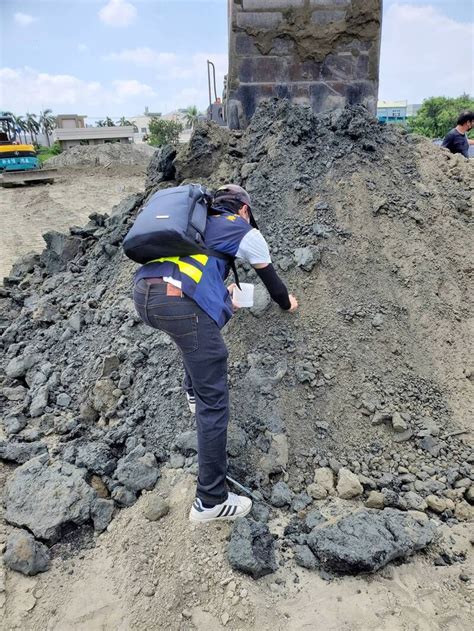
133 278 229 505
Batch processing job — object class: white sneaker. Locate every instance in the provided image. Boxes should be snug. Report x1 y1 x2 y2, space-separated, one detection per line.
186 392 196 414
189 492 252 523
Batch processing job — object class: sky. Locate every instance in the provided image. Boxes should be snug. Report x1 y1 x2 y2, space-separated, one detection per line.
0 0 473 122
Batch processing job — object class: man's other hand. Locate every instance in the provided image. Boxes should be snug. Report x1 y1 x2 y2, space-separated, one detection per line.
288 294 298 312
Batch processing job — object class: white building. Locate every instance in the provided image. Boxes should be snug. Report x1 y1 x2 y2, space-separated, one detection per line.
53 114 135 150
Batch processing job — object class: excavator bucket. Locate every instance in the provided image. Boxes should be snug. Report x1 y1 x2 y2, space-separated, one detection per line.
0 168 57 187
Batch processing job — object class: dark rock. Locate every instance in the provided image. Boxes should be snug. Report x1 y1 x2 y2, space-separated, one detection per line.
228 518 277 579
270 481 293 507
0 440 48 464
145 146 176 192
291 492 312 512
5 353 40 379
111 486 136 507
227 426 248 457
4 529 50 576
91 498 115 532
294 247 320 272
40 231 83 274
2 414 28 436
114 445 159 492
294 544 319 570
250 503 270 523
5 458 95 542
173 430 198 455
419 436 443 457
307 508 437 574
74 441 116 476
305 509 326 530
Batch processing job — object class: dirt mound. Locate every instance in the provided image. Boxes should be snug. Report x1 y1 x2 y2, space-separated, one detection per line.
1 100 473 599
45 142 156 168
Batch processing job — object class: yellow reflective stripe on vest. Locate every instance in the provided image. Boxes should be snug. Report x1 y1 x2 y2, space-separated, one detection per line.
148 256 203 283
189 254 208 266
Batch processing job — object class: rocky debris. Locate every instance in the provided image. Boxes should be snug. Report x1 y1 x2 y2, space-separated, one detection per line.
145 145 176 190
45 142 156 168
294 247 320 272
391 412 408 433
5 458 96 542
258 433 288 478
336 468 363 499
1 99 473 574
3 529 50 576
173 431 198 455
228 518 277 579
307 509 437 574
114 446 160 493
294 544 319 570
2 414 27 435
91 498 115 532
0 439 48 464
270 481 293 507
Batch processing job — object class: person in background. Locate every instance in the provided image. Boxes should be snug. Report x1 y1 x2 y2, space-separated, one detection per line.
441 111 474 158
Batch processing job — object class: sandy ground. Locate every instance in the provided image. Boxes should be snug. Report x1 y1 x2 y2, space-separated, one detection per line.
0 168 473 630
1 469 473 631
0 166 146 279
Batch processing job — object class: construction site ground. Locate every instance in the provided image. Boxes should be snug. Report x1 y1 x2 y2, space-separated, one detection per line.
0 166 146 280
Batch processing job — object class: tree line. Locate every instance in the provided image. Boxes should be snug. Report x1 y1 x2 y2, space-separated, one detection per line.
2 110 56 146
407 94 474 139
2 104 201 149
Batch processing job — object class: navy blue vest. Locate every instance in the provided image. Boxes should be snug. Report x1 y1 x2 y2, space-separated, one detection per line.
135 212 253 328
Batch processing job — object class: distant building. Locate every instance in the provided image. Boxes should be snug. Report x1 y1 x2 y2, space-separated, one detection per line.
377 100 421 123
129 108 193 144
53 114 135 150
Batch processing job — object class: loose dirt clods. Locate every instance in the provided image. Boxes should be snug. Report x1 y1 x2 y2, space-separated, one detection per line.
0 101 473 629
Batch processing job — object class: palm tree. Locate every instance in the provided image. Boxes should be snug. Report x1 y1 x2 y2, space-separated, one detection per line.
25 112 40 144
118 116 132 126
14 115 28 143
1 111 17 142
104 117 115 127
39 109 56 147
96 120 106 127
185 105 199 129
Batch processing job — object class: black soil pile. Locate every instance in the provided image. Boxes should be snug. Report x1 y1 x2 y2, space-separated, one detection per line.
1 101 473 570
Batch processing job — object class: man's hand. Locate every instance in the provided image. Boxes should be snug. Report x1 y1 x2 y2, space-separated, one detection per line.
227 283 240 312
287 294 298 312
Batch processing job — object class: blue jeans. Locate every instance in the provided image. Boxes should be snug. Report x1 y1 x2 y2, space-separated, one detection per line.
133 278 229 505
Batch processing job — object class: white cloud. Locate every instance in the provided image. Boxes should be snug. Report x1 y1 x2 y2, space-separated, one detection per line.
379 4 474 102
113 79 154 98
104 46 228 83
77 44 89 53
104 48 178 66
14 12 36 26
99 0 137 28
0 67 155 113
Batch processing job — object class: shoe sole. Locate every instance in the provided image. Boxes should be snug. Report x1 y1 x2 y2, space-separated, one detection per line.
189 503 252 523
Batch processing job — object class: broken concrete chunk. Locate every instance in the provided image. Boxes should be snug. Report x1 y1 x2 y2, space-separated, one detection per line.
228 518 277 579
270 481 293 507
114 446 159 492
5 458 95 543
4 529 50 576
307 508 437 574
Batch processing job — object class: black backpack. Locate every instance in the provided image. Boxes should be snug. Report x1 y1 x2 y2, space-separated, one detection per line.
123 183 240 284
